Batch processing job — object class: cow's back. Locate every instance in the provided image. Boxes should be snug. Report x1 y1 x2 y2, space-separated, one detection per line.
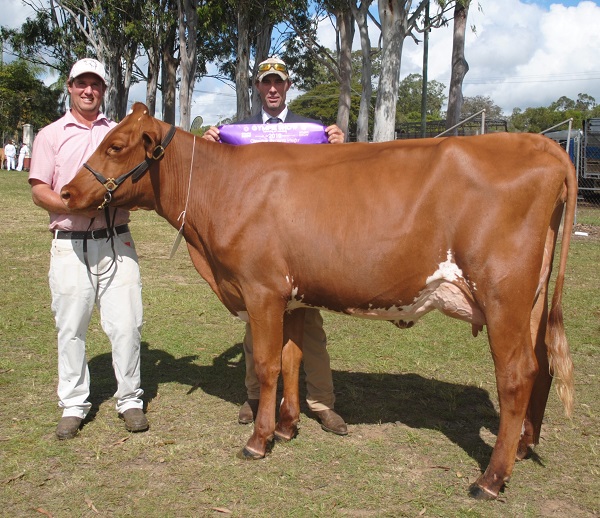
200 133 568 316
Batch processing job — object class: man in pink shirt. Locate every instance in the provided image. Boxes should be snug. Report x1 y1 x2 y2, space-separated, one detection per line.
29 58 148 440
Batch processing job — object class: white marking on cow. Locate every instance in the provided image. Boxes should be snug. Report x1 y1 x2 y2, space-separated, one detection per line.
426 250 463 284
283 250 485 326
286 285 306 312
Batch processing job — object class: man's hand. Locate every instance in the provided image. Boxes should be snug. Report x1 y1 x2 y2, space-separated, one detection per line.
325 124 345 144
202 126 221 142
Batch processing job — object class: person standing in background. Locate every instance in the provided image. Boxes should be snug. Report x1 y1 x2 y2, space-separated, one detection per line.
4 140 16 170
17 142 30 171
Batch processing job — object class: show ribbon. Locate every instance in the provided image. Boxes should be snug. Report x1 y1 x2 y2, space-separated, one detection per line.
218 122 329 145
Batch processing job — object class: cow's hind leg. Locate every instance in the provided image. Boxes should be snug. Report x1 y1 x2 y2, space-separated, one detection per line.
275 309 305 441
470 317 538 500
518 287 551 460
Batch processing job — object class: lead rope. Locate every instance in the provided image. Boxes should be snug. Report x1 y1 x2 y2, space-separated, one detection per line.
83 206 118 275
170 136 196 259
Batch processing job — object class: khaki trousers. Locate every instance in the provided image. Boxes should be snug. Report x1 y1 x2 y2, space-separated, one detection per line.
243 308 335 412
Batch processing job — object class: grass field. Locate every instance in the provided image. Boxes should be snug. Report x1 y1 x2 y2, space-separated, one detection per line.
0 170 598 517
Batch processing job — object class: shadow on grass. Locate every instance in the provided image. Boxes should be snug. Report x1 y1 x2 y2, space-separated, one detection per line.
87 341 498 471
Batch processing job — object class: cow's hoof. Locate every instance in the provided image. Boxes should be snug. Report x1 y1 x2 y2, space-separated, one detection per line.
516 439 533 460
237 447 265 460
274 427 297 442
468 483 498 500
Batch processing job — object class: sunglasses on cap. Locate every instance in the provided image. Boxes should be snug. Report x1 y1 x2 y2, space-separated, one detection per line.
258 62 288 73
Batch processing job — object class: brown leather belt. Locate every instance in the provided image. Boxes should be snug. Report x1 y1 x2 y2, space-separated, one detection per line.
54 224 130 240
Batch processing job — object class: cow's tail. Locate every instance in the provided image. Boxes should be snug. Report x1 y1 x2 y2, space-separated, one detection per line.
547 150 577 418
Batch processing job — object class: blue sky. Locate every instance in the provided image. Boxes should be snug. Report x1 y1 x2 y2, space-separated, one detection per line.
2 0 599 124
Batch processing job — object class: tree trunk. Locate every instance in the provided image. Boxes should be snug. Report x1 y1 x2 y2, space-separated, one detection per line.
236 1 251 120
145 47 160 117
373 0 408 142
178 0 198 131
335 7 354 139
116 40 136 120
103 57 120 121
251 23 273 115
445 0 470 134
161 23 179 125
351 0 374 142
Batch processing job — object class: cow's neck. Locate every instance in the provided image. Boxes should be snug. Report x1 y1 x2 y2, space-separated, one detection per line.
151 129 226 303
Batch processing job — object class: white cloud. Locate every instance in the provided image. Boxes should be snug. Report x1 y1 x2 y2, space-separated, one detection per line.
407 0 600 115
0 0 35 30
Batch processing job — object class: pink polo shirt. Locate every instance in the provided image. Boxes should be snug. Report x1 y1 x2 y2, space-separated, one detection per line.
29 109 130 231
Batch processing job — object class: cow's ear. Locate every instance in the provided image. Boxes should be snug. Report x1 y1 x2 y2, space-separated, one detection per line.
142 127 160 160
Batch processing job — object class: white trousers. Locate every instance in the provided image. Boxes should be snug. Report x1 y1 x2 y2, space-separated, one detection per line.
16 154 25 171
6 156 16 170
49 231 144 419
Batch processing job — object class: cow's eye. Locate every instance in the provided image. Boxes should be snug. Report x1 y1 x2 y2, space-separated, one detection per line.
110 145 123 153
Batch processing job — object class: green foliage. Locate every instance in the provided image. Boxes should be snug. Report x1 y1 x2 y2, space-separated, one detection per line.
397 73 446 122
290 71 447 136
509 93 598 133
0 59 61 140
461 95 504 119
3 7 88 79
288 81 360 128
285 48 382 94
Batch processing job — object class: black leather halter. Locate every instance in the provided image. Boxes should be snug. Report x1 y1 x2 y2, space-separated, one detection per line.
83 124 177 209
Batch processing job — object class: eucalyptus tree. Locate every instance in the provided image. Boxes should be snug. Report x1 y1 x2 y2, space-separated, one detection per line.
50 0 145 121
445 0 470 133
2 3 89 85
461 95 503 119
6 0 146 121
178 0 198 131
0 59 61 137
203 0 307 119
373 0 453 142
281 1 355 136
350 0 375 142
128 0 178 117
327 0 355 138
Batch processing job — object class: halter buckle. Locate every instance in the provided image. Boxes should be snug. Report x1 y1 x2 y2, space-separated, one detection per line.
104 178 118 191
152 145 166 160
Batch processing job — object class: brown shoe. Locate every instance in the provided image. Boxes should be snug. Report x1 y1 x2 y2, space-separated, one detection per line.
120 408 149 432
56 416 83 440
314 409 348 436
238 399 259 424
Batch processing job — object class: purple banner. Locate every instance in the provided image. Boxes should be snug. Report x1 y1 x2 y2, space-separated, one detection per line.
218 122 329 145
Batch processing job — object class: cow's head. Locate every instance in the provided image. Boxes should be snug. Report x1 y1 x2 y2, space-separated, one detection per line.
61 102 176 213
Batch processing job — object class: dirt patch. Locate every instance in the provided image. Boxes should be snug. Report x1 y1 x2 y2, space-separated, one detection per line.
573 223 600 241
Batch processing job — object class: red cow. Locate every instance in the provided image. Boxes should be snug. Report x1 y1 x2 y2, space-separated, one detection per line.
61 103 576 500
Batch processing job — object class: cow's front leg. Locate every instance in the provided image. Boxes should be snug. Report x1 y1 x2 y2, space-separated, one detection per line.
275 309 305 441
239 306 284 460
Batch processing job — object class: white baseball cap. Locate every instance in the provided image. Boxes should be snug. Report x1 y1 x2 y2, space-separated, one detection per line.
256 57 289 82
69 58 107 84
